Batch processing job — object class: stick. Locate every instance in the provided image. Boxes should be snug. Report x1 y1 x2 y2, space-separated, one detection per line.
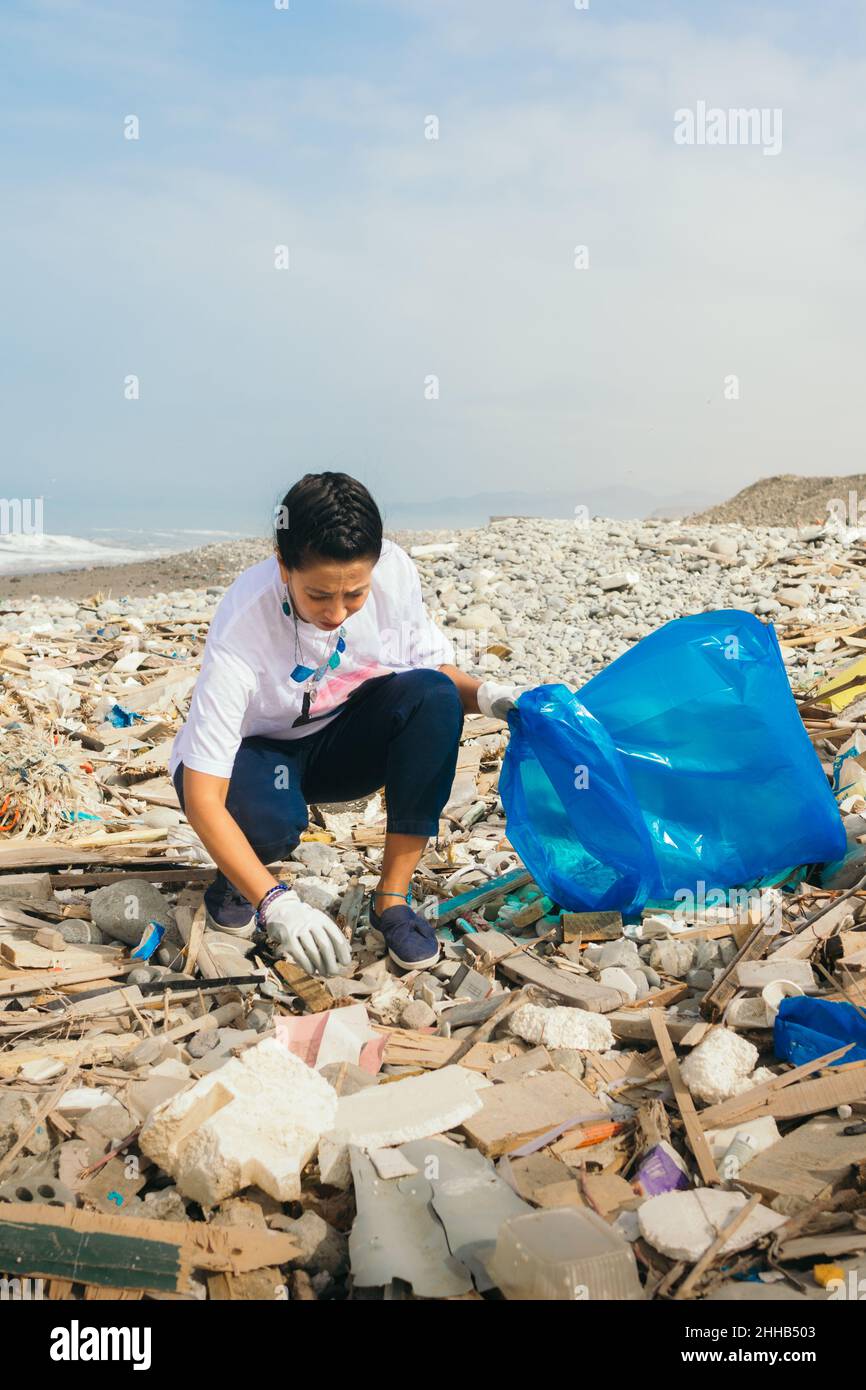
650 1009 719 1185
445 988 527 1066
674 1194 763 1300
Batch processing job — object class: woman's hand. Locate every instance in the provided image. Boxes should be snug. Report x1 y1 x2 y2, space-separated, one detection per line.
262 891 352 976
477 679 519 721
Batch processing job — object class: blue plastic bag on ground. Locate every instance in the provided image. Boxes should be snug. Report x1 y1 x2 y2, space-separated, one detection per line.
500 610 846 915
774 996 866 1067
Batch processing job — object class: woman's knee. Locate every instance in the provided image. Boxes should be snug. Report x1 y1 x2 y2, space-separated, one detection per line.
396 666 463 717
225 740 309 847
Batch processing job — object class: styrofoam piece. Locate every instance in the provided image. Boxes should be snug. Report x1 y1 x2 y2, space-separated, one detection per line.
704 1115 781 1162
139 1038 337 1206
318 1065 484 1189
680 1027 759 1105
508 1003 614 1052
638 1188 786 1261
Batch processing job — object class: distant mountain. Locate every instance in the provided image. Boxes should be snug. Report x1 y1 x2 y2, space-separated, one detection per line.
382 486 722 529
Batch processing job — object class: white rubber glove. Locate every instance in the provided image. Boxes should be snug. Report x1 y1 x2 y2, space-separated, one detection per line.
477 679 519 722
261 890 351 977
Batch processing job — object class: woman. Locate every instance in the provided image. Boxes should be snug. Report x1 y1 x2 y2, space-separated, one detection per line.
169 472 517 977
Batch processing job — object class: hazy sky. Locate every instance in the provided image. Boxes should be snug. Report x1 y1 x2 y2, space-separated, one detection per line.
2 0 865 534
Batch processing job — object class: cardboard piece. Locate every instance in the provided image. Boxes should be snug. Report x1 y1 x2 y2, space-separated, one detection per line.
738 1117 866 1211
460 1071 607 1158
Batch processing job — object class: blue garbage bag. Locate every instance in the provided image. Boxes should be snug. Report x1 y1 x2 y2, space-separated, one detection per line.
500 610 846 915
774 996 866 1067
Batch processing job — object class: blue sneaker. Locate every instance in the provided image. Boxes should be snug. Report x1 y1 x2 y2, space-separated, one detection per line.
369 896 440 970
203 872 256 938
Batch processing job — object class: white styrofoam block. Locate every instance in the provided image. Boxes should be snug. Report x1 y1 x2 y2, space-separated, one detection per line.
680 1027 759 1105
737 960 817 992
139 1037 337 1207
638 1189 786 1261
508 1003 614 1052
318 1065 484 1188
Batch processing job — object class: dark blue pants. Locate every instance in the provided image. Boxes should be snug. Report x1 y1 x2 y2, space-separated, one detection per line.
173 668 464 865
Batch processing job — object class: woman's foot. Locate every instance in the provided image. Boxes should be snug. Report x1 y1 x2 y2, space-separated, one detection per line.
369 891 440 970
203 872 257 938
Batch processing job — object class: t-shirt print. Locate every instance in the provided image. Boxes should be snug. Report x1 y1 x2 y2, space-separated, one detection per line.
305 661 394 715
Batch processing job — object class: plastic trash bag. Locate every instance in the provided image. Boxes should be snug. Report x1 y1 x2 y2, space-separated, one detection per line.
500 610 846 916
774 996 866 1067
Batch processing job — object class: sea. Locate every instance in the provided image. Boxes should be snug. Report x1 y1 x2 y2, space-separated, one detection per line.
0 527 255 577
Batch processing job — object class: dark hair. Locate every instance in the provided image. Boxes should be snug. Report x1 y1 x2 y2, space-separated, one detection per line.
274 472 383 571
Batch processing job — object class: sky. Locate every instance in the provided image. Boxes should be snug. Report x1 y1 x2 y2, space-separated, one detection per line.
2 0 865 535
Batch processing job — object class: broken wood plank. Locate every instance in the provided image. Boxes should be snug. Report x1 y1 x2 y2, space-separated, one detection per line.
0 963 132 998
0 934 123 970
650 1009 719 1186
373 1026 458 1069
435 868 532 927
274 959 334 1012
560 910 623 943
0 1203 300 1294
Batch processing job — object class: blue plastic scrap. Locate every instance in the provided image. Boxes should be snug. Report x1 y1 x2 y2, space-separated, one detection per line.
107 703 146 728
131 920 165 961
500 610 846 916
774 996 866 1067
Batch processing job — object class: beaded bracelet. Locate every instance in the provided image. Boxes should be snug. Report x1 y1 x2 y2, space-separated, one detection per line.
256 882 290 930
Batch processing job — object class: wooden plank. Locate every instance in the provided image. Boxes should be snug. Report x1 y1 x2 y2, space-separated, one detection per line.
66 984 144 1019
373 1026 458 1069
50 867 214 889
750 1066 866 1121
0 1203 300 1294
174 890 221 981
0 963 131 998
650 1009 719 1185
560 911 623 943
619 983 689 1011
435 868 532 927
0 934 123 971
0 1035 140 1077
182 898 207 977
273 959 334 1013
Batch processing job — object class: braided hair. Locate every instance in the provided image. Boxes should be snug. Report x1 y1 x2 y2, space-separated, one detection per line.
274 472 383 571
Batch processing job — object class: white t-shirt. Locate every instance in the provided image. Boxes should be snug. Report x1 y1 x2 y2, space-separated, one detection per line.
169 540 455 780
